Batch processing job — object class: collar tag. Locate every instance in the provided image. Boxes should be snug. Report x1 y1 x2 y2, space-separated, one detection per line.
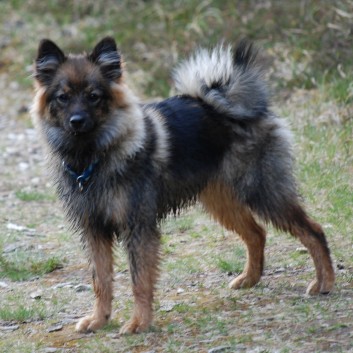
63 160 98 192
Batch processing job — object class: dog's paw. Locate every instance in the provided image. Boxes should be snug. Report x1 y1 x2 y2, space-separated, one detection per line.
229 273 260 290
119 316 150 335
75 315 108 333
306 279 334 296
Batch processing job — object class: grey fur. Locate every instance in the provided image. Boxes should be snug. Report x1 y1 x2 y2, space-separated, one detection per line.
173 41 268 120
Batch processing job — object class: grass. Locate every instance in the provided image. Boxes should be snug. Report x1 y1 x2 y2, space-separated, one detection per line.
1 1 352 100
295 120 353 251
163 214 196 235
0 304 46 322
216 246 245 274
0 252 63 281
165 255 202 276
15 189 56 202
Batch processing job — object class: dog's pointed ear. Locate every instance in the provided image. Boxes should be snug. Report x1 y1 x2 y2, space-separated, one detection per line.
34 39 66 86
89 37 122 81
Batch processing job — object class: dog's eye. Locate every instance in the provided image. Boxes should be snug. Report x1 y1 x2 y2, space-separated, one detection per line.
57 93 70 104
88 92 101 104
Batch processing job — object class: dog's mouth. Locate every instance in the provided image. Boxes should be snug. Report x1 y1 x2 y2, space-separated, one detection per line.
68 129 97 140
70 130 88 136
68 128 92 137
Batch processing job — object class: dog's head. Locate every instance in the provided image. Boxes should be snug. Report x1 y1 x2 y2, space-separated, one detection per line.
32 37 143 157
34 37 123 135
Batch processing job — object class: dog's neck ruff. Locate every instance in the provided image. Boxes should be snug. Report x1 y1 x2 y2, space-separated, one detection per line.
62 160 99 192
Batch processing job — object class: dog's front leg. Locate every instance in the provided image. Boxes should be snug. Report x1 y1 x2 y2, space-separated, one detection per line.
120 229 161 334
76 236 114 333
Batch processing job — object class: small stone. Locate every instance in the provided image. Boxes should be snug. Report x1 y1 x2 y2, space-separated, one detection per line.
25 328 38 335
208 346 231 353
42 348 58 353
75 284 91 292
177 287 185 294
295 247 308 254
60 317 78 325
6 223 27 231
0 325 19 331
30 291 42 299
47 324 63 333
3 243 21 253
31 177 40 185
18 162 29 171
160 300 177 312
52 282 73 289
106 333 120 339
0 281 8 288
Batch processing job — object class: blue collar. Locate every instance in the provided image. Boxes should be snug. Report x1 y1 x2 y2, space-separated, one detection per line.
62 160 99 192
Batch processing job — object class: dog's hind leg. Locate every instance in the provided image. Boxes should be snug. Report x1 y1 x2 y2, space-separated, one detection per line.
270 203 335 295
119 228 161 334
237 147 335 294
200 182 266 289
76 236 114 333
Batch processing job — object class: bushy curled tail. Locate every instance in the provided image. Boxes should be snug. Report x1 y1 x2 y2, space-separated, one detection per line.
173 40 269 120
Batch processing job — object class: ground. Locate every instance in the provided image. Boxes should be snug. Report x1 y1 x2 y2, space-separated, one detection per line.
0 1 352 352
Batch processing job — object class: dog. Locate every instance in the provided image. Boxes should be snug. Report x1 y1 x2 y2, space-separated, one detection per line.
31 37 335 334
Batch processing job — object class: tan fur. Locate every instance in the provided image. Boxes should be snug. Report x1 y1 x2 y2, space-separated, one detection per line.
200 181 335 294
120 237 161 334
31 85 48 121
111 81 131 109
289 218 335 294
61 55 97 84
75 237 114 333
200 182 266 289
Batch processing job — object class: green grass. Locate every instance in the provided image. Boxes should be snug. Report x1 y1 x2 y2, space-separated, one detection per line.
1 0 352 100
0 253 63 281
15 189 56 202
163 214 195 235
216 246 245 274
165 255 201 275
296 121 353 244
289 250 308 267
0 304 46 322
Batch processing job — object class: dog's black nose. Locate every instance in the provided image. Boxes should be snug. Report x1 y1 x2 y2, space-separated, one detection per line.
68 112 93 134
70 114 86 129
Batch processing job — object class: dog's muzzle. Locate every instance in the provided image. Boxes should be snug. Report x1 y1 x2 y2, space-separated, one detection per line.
69 113 92 134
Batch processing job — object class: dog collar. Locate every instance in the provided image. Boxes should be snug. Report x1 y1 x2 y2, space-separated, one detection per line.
62 160 99 192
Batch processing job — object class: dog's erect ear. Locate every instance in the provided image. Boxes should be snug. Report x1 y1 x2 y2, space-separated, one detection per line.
89 37 122 81
34 39 66 86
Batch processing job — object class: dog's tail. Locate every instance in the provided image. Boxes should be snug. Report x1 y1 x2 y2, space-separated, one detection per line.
172 40 268 120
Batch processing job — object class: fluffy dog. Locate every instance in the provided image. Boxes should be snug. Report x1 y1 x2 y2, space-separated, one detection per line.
31 37 335 334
